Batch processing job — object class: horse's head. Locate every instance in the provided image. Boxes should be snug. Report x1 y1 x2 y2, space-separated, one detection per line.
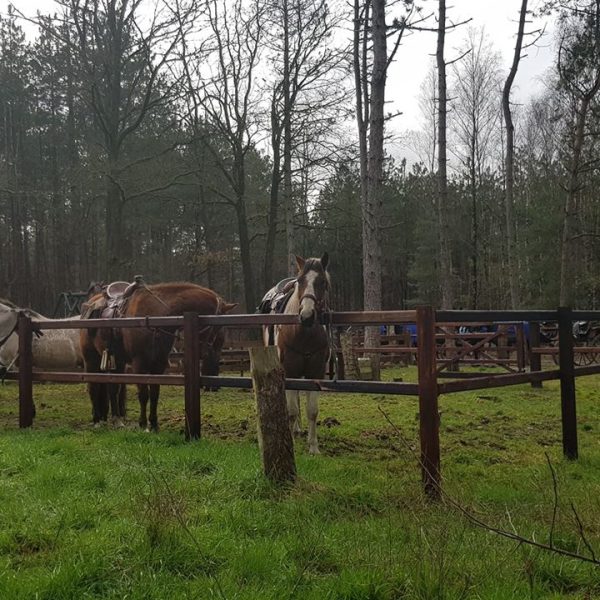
295 252 330 327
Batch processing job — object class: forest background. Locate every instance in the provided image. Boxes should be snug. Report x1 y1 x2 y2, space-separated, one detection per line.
0 0 598 315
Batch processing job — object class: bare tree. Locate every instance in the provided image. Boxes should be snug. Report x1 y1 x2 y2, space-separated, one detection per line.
451 28 501 309
436 0 454 309
413 63 438 173
502 0 530 309
193 0 264 311
264 0 348 282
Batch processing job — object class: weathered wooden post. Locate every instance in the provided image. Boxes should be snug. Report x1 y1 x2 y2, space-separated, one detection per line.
515 322 526 371
529 321 542 389
497 325 508 360
340 332 360 379
401 331 412 366
558 307 578 460
249 346 296 483
18 312 34 428
416 306 441 499
183 312 201 440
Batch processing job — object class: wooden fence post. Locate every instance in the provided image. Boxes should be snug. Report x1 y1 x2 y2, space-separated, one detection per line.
18 312 34 428
558 307 578 459
529 322 542 388
416 306 441 499
516 322 526 371
497 325 508 360
183 312 201 440
340 332 360 379
249 347 296 483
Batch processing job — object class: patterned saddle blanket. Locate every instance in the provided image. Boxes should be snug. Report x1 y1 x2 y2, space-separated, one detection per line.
257 277 296 315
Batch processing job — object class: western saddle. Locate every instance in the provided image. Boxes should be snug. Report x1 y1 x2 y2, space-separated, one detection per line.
81 275 145 320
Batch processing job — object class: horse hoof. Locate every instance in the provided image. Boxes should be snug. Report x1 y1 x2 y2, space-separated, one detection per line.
113 419 125 428
145 427 151 433
309 446 320 455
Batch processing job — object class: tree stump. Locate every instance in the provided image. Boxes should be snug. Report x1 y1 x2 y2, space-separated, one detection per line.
249 347 296 483
340 332 360 379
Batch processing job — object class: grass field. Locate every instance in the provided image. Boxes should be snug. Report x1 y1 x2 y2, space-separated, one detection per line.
0 366 599 599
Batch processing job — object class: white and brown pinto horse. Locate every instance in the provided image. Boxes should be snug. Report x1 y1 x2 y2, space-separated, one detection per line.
263 254 331 454
0 300 82 374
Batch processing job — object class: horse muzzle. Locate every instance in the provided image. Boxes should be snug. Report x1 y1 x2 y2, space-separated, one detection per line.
299 310 316 327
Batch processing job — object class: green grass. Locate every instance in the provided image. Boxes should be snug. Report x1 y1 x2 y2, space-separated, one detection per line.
1 367 600 598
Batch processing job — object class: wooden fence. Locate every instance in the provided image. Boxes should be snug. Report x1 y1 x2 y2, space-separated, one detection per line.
9 306 600 498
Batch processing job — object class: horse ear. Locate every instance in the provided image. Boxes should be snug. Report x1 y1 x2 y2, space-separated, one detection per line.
321 252 329 270
221 302 238 314
295 255 306 272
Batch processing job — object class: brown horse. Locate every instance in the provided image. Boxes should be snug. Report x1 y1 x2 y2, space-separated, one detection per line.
262 254 331 454
80 282 236 430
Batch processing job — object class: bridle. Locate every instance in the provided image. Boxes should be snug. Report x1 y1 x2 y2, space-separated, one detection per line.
299 286 330 316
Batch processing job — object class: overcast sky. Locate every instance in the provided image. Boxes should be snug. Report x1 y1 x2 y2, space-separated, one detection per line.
6 0 555 158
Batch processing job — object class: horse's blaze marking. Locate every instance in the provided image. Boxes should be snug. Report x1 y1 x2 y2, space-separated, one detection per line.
300 271 318 320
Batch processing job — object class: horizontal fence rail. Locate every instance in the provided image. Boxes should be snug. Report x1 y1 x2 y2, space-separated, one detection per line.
33 310 420 330
4 371 419 395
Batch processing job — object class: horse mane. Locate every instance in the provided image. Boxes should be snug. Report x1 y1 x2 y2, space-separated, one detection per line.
0 298 18 309
0 298 45 319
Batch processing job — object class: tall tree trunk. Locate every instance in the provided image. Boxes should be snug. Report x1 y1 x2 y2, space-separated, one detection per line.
436 0 454 309
470 149 478 309
236 198 257 312
282 0 295 276
363 0 386 379
353 0 369 227
234 151 256 311
105 160 125 281
265 98 283 288
502 0 528 309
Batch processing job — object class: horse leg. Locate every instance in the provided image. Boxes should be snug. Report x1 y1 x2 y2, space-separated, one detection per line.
110 359 126 427
89 382 104 425
84 353 107 426
118 384 127 423
286 390 301 435
138 384 149 430
306 391 320 455
108 383 126 428
108 382 120 427
148 384 160 432
99 384 109 423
